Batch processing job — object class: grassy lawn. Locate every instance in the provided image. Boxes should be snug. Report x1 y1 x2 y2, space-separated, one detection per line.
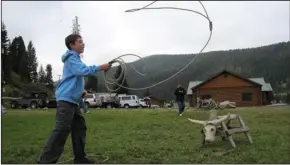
1 107 290 164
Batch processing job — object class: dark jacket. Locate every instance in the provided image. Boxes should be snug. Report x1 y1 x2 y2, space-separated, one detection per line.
174 87 186 102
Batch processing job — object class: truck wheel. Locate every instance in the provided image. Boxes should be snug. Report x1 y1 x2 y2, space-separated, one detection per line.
30 102 38 109
11 101 18 109
106 104 112 109
124 104 129 109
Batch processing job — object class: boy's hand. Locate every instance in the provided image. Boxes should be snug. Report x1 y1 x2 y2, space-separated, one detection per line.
100 63 111 71
82 90 88 99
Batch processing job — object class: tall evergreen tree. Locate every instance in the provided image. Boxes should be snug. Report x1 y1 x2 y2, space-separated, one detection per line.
27 41 38 83
45 64 54 90
72 16 83 59
38 65 46 84
113 65 129 94
9 37 19 74
72 16 81 35
1 22 11 82
17 36 29 82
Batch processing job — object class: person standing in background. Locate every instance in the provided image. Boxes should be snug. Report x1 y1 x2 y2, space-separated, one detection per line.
174 84 186 116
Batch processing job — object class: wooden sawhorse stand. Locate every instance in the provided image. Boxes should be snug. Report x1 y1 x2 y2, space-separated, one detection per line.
215 114 253 148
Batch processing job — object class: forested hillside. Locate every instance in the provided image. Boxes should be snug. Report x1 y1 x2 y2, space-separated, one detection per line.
96 41 290 101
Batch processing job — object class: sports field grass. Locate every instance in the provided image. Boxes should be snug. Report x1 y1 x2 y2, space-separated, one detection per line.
1 107 290 164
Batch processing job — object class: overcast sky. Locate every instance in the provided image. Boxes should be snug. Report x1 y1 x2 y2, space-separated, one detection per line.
2 1 289 81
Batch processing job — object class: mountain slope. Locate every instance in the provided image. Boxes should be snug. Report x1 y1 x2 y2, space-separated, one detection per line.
96 41 290 100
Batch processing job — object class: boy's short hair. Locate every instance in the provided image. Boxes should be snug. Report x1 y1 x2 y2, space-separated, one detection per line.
65 34 82 50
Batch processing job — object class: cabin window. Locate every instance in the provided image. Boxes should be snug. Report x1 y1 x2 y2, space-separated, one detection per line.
242 93 252 101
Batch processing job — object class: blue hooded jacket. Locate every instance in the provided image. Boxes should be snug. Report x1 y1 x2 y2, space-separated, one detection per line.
55 50 101 105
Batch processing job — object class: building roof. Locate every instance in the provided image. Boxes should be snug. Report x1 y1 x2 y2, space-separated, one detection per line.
265 83 273 91
187 70 273 94
249 78 273 91
190 70 262 90
187 81 203 95
249 78 266 86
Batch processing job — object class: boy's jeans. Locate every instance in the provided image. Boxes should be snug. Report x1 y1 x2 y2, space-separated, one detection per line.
38 101 87 164
177 101 185 114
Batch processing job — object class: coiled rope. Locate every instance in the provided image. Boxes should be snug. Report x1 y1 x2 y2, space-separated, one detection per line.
103 1 213 92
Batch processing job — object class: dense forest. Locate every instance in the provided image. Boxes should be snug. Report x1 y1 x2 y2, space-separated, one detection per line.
1 22 54 96
96 41 290 101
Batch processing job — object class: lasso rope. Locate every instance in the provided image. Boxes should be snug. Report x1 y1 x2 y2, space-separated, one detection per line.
103 1 213 92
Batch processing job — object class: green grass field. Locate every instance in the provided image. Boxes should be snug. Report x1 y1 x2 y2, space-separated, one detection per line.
1 107 290 164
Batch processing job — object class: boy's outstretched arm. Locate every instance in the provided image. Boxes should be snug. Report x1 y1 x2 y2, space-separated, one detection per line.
67 55 111 76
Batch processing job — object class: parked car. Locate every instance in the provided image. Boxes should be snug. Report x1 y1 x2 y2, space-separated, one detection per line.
139 99 148 108
118 95 140 108
84 93 102 108
10 92 49 109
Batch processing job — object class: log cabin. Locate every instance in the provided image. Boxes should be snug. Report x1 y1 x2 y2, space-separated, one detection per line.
187 70 273 107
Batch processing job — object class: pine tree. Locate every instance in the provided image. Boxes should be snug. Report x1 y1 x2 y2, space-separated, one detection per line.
72 16 81 35
38 65 46 84
9 37 19 74
113 65 129 94
17 36 29 82
45 64 54 90
27 41 38 83
71 16 83 59
1 22 11 82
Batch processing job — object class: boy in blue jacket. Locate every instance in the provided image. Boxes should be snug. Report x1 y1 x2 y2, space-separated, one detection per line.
38 34 111 164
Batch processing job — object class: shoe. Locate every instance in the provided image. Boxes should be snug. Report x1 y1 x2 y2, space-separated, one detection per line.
74 157 94 164
179 114 183 116
86 111 90 114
